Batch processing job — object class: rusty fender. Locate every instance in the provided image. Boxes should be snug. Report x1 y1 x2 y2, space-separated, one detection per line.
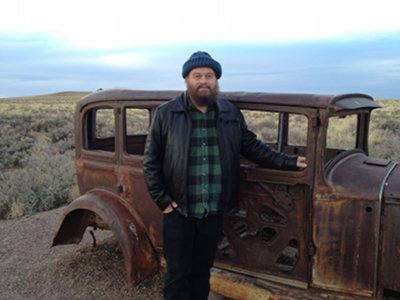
52 189 159 285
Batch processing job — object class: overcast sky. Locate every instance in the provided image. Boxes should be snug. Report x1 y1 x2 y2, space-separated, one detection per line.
1 0 400 98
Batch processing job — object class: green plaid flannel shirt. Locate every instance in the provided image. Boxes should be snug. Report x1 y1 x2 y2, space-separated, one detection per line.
187 99 222 218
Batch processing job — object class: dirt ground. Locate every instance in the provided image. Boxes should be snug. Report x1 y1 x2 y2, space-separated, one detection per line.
0 207 164 300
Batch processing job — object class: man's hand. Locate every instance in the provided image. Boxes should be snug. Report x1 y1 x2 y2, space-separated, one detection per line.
163 201 178 214
296 156 307 169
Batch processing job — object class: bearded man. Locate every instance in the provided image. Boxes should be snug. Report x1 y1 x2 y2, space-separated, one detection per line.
143 51 307 300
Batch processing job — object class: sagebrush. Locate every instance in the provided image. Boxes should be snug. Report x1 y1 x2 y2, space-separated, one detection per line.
0 92 86 219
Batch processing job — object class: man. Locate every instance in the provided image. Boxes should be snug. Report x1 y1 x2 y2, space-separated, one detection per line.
143 51 307 300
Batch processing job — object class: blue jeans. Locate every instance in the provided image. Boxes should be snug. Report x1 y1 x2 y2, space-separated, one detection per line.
162 211 223 300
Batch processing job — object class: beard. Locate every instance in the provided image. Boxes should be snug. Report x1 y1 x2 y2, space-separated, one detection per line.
187 82 219 106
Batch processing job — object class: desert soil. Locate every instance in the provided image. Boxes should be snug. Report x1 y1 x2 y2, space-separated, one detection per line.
0 207 164 300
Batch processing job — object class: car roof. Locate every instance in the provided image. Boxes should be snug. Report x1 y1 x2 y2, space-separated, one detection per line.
77 89 380 113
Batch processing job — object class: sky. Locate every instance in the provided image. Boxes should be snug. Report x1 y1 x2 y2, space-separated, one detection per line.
1 0 400 98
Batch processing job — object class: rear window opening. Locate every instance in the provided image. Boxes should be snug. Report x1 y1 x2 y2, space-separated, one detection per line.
83 107 115 152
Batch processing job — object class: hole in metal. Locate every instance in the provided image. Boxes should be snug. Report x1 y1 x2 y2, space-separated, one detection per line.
231 208 247 218
217 236 236 259
232 221 248 238
260 205 287 224
275 239 299 272
261 227 277 243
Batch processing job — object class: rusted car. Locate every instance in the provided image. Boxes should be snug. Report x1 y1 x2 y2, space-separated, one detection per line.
52 89 400 299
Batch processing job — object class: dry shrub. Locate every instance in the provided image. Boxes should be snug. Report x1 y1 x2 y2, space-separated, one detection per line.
0 153 76 219
0 92 83 220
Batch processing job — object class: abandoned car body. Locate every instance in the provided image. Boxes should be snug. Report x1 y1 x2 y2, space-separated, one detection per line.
52 89 400 299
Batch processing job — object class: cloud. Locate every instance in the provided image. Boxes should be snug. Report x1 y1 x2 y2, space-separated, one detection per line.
216 35 400 97
0 32 399 98
0 34 186 96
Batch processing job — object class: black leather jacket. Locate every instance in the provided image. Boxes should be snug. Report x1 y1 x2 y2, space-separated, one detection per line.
143 92 298 215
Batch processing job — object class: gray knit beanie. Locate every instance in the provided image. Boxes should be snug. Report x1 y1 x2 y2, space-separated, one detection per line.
182 51 222 79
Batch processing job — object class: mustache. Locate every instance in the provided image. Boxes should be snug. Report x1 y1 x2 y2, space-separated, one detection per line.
196 85 211 89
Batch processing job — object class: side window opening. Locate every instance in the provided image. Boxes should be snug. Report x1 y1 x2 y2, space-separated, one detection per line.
83 107 115 152
288 114 307 147
327 114 357 150
325 114 358 163
241 110 279 147
241 109 308 158
125 108 150 155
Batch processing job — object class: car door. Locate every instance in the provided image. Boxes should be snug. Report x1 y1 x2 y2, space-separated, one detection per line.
77 103 120 195
215 107 314 288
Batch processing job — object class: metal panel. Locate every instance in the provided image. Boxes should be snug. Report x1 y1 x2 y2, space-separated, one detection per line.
216 179 310 286
312 198 378 297
379 165 400 292
380 205 400 292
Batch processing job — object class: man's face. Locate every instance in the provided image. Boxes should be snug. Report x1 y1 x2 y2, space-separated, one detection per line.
185 67 219 106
